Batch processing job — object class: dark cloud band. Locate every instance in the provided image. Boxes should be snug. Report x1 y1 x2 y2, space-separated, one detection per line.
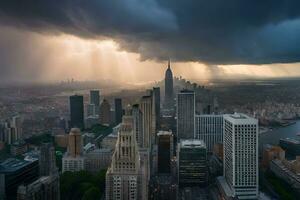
0 0 300 64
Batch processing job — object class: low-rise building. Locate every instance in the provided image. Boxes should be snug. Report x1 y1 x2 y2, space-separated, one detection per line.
85 148 113 173
17 175 60 200
10 140 28 156
270 158 300 193
262 144 285 168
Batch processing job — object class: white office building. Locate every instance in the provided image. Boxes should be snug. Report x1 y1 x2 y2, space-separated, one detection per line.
219 113 259 199
195 114 223 152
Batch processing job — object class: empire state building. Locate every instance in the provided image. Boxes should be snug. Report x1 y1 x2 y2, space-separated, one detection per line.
164 59 174 109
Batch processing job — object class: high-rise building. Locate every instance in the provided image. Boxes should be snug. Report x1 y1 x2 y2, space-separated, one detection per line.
164 60 174 110
0 158 39 200
100 99 111 126
177 90 195 140
140 93 156 148
132 104 143 147
195 114 223 152
11 116 23 140
2 116 23 144
86 103 96 117
105 113 147 200
219 113 259 199
90 90 100 107
89 90 100 117
114 98 123 125
17 175 60 200
157 131 173 174
69 95 84 130
153 87 161 130
39 143 58 176
177 139 207 187
62 128 85 172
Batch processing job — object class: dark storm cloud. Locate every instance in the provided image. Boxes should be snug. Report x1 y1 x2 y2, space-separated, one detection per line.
0 0 300 64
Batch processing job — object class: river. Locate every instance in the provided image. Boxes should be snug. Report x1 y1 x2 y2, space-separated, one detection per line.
259 120 300 152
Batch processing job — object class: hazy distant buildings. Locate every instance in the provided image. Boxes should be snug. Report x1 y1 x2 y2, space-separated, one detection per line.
69 95 84 130
106 113 147 200
2 116 23 144
90 90 100 113
195 114 223 152
177 139 207 187
62 128 85 172
219 113 259 199
177 90 195 140
114 98 123 125
100 99 111 126
164 60 174 110
157 131 173 174
86 103 97 117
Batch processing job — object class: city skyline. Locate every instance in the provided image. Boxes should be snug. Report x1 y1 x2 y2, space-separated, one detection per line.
1 1 300 200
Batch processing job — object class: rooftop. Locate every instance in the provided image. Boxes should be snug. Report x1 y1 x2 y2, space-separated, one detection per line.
179 89 194 94
180 139 206 148
223 113 257 124
157 130 172 136
0 158 35 173
280 138 300 145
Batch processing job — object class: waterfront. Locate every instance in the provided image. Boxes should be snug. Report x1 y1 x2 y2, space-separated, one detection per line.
259 120 300 152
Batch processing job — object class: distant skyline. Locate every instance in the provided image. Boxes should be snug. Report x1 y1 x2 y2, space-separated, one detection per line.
0 1 300 84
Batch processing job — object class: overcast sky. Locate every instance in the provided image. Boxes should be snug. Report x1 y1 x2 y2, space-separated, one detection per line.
0 0 300 83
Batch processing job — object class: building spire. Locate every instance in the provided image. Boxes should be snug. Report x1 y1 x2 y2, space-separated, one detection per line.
168 58 171 69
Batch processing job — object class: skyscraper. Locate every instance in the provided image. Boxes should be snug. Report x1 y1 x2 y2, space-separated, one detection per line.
132 104 143 147
105 112 147 200
114 98 123 125
69 95 84 130
62 128 84 172
164 60 174 110
177 90 195 140
157 131 173 174
100 99 111 126
219 113 259 199
11 116 23 140
39 143 58 176
195 114 223 152
90 90 100 107
140 93 156 149
153 87 160 130
177 139 207 187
